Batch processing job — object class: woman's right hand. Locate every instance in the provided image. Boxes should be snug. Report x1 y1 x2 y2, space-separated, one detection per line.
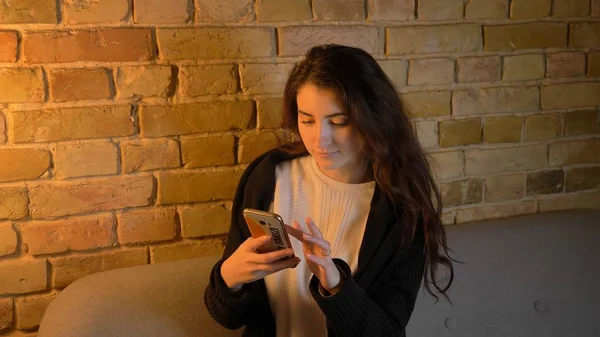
220 235 300 292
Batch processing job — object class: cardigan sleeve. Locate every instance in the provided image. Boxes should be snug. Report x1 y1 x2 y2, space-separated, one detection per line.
203 154 267 330
309 232 426 337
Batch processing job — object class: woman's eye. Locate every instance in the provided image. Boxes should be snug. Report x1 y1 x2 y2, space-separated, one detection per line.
331 120 348 126
300 120 314 125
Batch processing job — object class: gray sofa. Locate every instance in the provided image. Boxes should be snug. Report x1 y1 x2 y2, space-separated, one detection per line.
37 209 600 337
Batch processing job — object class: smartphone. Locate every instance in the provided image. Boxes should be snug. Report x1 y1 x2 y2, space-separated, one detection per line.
243 208 294 255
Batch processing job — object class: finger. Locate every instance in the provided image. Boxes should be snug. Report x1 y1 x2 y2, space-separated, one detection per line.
243 235 272 251
305 217 324 239
259 257 301 274
286 222 308 242
302 235 331 255
253 248 295 264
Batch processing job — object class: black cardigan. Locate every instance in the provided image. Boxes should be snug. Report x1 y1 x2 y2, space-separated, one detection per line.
204 148 426 337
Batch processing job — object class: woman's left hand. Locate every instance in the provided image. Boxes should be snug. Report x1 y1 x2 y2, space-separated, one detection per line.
287 217 342 293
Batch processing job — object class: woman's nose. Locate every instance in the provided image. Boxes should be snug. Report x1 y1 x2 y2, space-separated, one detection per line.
317 124 333 147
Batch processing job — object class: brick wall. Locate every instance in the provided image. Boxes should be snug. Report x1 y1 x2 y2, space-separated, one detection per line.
1 0 599 334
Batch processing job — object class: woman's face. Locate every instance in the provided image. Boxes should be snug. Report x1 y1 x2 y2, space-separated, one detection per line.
296 84 366 183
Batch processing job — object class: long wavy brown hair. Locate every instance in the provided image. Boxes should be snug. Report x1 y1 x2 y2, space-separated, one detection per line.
278 44 456 302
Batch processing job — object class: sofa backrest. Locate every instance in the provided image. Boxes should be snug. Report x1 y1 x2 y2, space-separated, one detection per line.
406 209 600 337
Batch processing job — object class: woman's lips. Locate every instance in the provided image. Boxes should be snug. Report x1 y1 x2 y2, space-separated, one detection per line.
317 151 338 158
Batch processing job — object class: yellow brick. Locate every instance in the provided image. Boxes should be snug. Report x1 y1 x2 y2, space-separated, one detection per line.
257 98 283 129
593 0 600 16
453 86 538 116
279 26 379 57
415 121 438 150
0 148 50 183
11 106 134 143
483 116 522 143
140 101 254 137
197 0 254 22
565 167 600 192
313 0 365 20
503 54 544 81
256 0 311 21
117 66 173 98
0 260 47 294
588 52 600 77
53 142 118 179
418 0 464 20
150 239 224 263
0 222 17 257
117 208 177 244
510 0 551 18
484 23 567 51
440 178 483 207
240 63 295 94
15 293 56 330
526 169 564 195
63 0 129 24
408 58 454 85
549 139 600 166
546 52 586 78
179 204 231 237
181 135 236 168
0 0 57 24
524 114 561 141
0 298 12 330
239 132 282 163
19 213 115 255
157 170 242 204
50 248 147 288
0 68 44 103
465 144 547 175
180 65 238 97
541 83 600 110
378 60 407 89
0 112 5 144
439 119 482 148
158 28 273 60
121 139 181 173
569 23 600 48
563 110 599 136
553 0 590 17
465 0 508 19
484 173 525 202
29 176 153 219
402 91 451 118
388 24 480 55
428 151 463 181
0 185 28 220
367 0 414 20
134 0 190 23
457 56 501 83
50 68 112 102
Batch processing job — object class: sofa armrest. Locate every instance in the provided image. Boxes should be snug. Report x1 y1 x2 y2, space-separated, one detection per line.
38 255 242 337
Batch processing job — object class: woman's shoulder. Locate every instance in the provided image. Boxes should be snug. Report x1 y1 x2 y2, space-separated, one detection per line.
240 147 309 186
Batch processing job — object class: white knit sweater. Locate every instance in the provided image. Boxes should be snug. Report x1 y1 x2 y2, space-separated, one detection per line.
264 155 375 337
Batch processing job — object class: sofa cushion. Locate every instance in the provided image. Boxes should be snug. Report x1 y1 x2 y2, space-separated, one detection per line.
406 209 600 337
38 255 242 337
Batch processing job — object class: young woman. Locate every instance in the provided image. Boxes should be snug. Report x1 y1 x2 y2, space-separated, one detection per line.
204 44 455 337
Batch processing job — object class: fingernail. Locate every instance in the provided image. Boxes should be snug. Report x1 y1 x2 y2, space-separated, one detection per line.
303 234 311 241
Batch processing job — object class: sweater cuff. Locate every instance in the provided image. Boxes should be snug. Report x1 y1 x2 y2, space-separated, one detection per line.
310 258 354 304
207 259 255 310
